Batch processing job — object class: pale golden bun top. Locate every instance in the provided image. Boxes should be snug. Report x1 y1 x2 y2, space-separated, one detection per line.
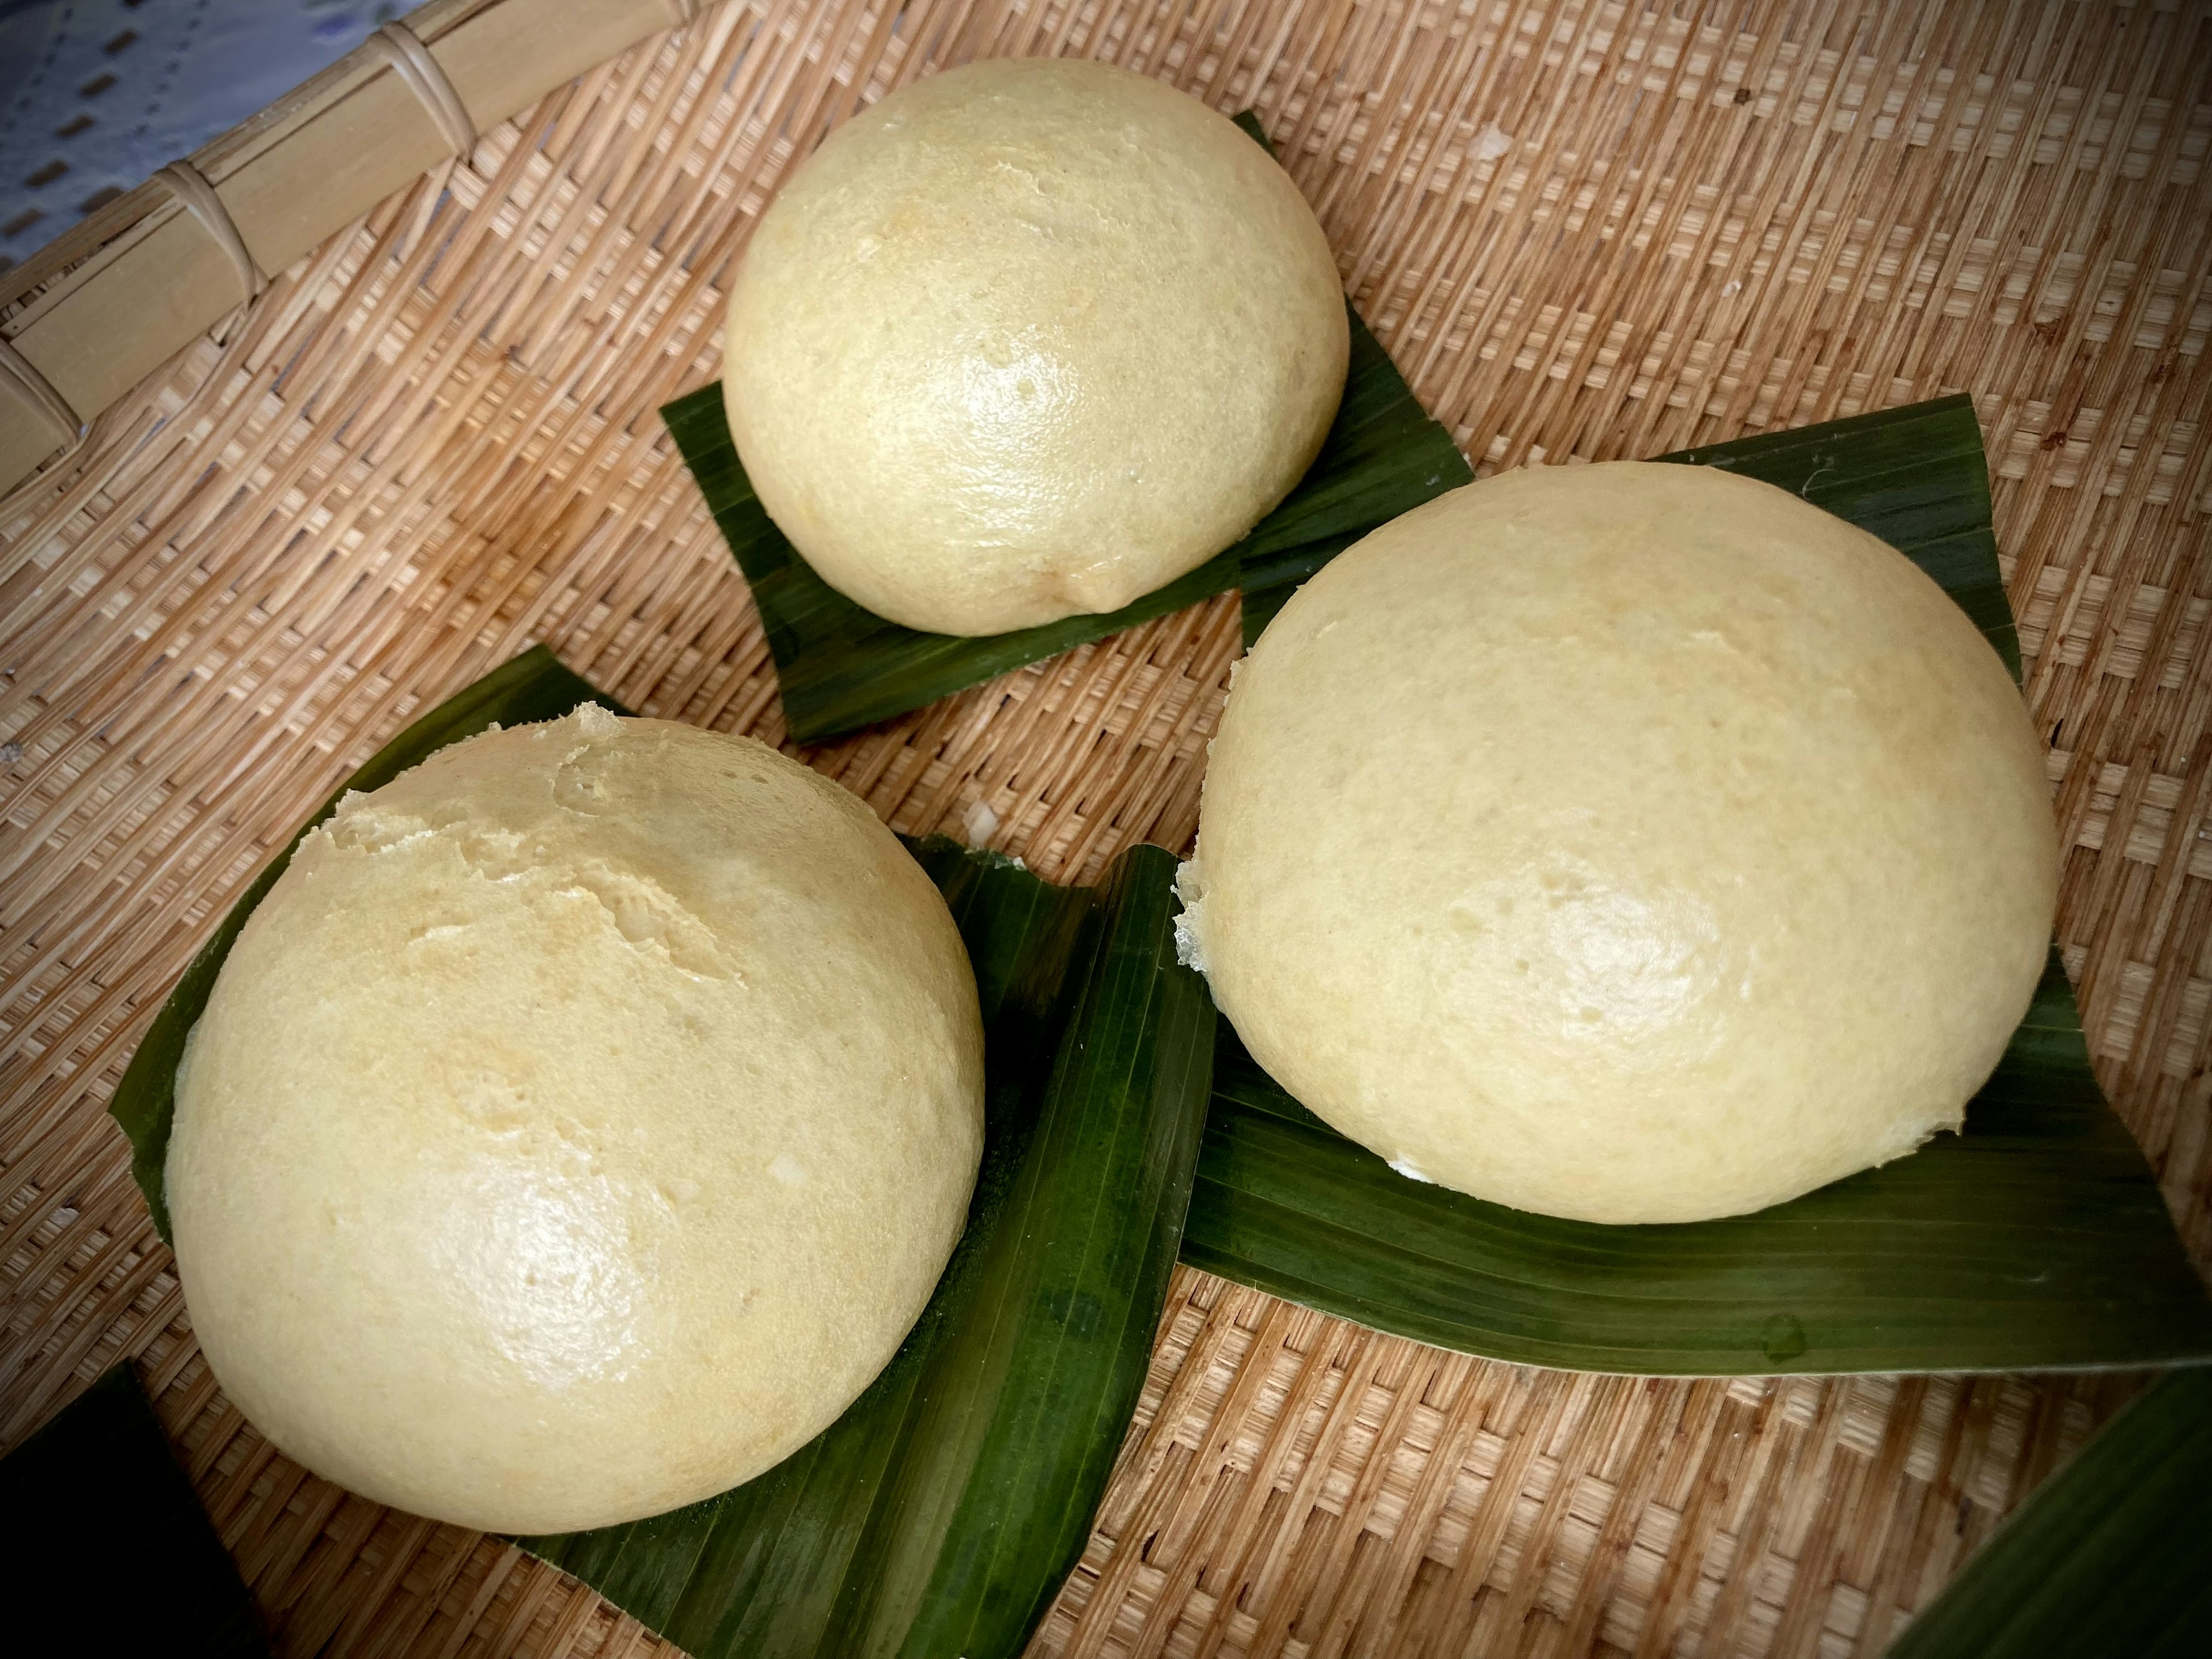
724 57 1349 635
168 707 984 1532
1180 461 2058 1225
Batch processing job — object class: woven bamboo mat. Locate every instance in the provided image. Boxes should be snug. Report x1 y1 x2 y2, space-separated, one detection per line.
3 0 2207 1653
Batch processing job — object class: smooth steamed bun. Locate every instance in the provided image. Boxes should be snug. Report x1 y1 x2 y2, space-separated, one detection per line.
168 706 983 1532
1178 461 2059 1225
722 56 1349 636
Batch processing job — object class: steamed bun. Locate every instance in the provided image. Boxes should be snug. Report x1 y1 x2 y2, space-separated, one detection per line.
169 706 983 1531
1179 462 2058 1224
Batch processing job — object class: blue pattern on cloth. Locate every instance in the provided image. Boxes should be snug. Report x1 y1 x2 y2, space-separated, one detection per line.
0 0 428 273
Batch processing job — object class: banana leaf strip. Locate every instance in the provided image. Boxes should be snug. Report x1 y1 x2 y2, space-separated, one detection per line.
1185 959 2212 1374
1886 1367 2212 1657
532 838 1214 1657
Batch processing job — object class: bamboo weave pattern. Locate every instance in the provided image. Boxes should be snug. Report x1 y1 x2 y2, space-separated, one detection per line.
2 1 2208 1654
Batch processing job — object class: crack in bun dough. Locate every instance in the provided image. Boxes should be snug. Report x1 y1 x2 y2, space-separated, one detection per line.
722 57 1349 637
168 707 984 1533
1178 461 2059 1225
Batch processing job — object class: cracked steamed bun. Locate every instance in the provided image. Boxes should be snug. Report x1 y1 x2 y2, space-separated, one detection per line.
722 56 1349 636
1177 461 2059 1225
168 705 983 1532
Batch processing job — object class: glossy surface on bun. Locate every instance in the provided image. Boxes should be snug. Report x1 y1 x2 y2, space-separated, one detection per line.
723 57 1348 635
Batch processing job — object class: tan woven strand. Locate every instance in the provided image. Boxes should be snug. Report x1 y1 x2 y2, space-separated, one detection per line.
1 3 2208 1657
666 0 701 25
0 335 83 446
153 161 266 305
365 21 480 160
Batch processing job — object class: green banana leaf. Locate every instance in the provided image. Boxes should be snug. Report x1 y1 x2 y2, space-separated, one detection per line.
104 647 1216 1659
1886 1367 2212 1657
532 839 1212 1657
0 1365 271 1656
1186 390 2212 1375
1228 308 1473 649
1188 959 2212 1374
660 111 1470 744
